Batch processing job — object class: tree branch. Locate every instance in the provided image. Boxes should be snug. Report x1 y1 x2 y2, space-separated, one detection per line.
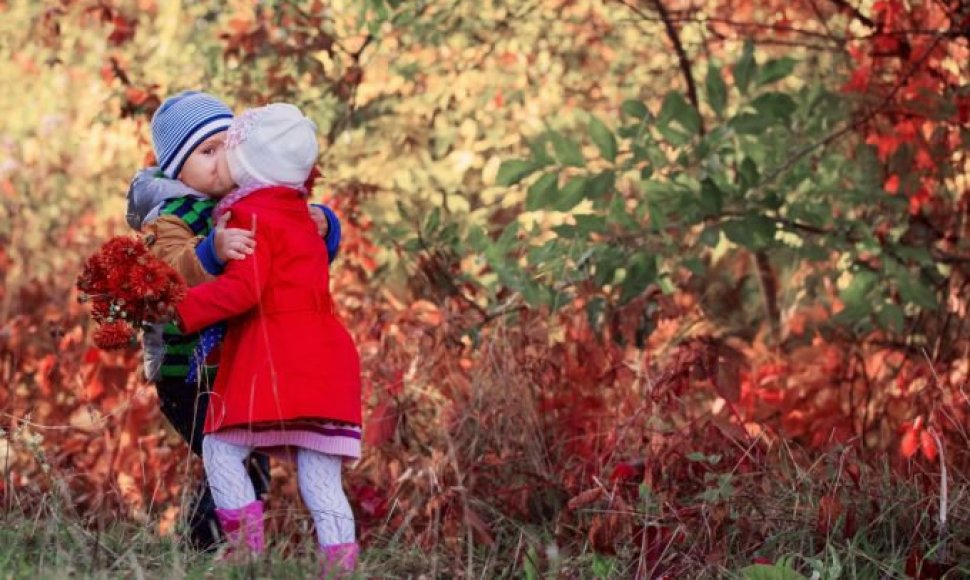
615 0 710 129
647 0 705 135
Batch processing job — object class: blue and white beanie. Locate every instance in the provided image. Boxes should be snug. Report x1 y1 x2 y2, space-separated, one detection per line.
151 91 233 179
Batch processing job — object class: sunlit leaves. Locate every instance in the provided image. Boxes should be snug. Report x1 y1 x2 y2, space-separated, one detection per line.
588 115 617 162
734 39 756 95
526 172 558 211
706 64 727 117
551 132 585 167
496 159 543 186
757 57 797 86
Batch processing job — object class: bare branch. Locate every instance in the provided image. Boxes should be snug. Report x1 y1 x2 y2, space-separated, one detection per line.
645 0 706 134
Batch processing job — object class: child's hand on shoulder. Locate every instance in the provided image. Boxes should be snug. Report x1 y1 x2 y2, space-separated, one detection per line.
214 212 256 262
309 205 330 238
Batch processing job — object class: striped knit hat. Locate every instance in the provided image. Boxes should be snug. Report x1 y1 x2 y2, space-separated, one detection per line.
151 91 233 179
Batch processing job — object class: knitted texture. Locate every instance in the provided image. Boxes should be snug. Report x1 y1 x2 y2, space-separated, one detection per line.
151 91 233 178
203 436 356 546
297 449 356 545
203 435 258 509
225 103 318 188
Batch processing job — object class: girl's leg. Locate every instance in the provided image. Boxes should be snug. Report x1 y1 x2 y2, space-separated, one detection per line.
202 436 264 554
202 436 257 509
296 449 357 571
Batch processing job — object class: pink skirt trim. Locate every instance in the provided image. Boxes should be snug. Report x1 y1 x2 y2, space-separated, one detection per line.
210 423 362 460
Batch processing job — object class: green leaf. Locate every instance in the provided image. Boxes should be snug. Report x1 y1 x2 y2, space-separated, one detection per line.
705 64 728 117
730 113 773 135
586 296 606 328
896 274 939 310
739 157 760 192
758 57 797 85
423 206 440 234
587 170 616 202
497 159 540 186
752 92 797 121
555 176 589 211
620 254 657 303
876 302 905 333
575 214 607 237
734 39 756 95
594 246 624 286
658 92 702 136
528 135 555 165
700 178 724 217
841 270 877 308
588 115 618 162
526 172 558 211
740 563 807 580
722 215 775 250
621 99 650 120
551 132 585 167
700 225 720 247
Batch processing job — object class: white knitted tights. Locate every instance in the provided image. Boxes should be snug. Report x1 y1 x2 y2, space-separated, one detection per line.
202 436 355 545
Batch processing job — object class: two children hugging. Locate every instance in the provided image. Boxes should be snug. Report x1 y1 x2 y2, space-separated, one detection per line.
126 92 361 574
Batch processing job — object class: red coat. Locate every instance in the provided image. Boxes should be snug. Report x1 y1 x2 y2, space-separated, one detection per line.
175 186 361 434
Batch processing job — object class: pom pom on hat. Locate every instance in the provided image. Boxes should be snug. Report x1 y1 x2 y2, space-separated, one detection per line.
151 91 233 179
225 103 319 189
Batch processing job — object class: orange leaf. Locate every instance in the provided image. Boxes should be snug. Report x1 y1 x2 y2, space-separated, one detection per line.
410 300 443 327
568 487 605 510
900 425 920 459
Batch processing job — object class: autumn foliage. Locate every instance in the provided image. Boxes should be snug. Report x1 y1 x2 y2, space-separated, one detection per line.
1 0 969 576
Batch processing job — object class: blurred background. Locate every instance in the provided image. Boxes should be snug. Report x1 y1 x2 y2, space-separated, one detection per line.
0 0 968 577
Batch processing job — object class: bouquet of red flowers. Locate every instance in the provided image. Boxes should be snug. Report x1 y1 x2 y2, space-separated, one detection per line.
76 236 186 350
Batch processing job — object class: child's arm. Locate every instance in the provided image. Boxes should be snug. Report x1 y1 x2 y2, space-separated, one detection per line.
176 209 272 333
309 204 342 263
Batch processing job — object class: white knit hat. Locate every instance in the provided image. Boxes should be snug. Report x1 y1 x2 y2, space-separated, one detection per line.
225 103 319 188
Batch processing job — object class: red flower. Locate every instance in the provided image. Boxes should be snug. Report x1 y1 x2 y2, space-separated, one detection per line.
77 235 187 351
93 320 135 350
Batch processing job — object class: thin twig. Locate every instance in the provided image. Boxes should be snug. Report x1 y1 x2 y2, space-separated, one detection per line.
646 0 705 134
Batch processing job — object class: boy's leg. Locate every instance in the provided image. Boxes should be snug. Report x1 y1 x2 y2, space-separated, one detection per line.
154 376 208 456
155 374 273 549
155 376 221 549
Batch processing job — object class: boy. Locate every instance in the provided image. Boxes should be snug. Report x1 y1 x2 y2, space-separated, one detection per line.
125 91 341 550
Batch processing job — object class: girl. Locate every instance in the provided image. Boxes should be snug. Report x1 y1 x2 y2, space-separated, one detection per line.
173 103 362 574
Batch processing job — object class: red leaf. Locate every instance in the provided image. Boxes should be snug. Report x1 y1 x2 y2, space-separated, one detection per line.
920 429 938 462
884 174 900 194
816 494 844 536
364 401 398 446
568 487 604 510
842 66 870 93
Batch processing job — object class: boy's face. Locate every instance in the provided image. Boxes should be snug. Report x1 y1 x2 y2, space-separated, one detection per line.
178 132 235 197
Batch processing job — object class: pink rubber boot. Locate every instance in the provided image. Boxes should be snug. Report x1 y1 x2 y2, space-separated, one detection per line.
215 500 265 559
319 542 359 578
